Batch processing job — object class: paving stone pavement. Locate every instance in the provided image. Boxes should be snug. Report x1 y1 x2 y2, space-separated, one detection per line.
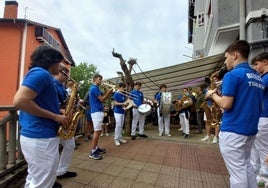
57 123 230 188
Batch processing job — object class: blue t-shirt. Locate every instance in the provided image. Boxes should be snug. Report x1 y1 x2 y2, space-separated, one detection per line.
53 78 67 106
155 92 161 104
261 72 268 117
221 62 264 135
19 67 60 138
113 91 127 114
89 84 103 113
130 89 143 107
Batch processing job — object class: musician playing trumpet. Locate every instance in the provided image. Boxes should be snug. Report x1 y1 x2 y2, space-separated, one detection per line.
89 74 114 160
112 82 128 146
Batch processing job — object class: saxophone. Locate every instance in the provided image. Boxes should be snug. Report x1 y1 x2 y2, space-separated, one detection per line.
201 101 222 128
58 70 85 139
202 65 227 128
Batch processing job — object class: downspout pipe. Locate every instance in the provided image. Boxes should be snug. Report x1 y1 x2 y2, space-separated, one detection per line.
239 0 246 40
19 21 27 87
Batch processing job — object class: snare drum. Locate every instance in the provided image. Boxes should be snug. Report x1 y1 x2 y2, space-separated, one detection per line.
138 104 152 116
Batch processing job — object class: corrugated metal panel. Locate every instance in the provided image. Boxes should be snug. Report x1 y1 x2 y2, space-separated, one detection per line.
107 54 225 101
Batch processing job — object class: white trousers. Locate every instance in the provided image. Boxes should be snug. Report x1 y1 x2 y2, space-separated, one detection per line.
251 117 268 174
179 112 190 134
157 107 170 134
219 131 257 188
114 113 125 140
20 135 59 188
131 108 145 135
57 137 75 176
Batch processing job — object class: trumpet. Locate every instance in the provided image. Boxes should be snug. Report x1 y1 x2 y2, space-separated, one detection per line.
101 82 138 100
101 82 117 91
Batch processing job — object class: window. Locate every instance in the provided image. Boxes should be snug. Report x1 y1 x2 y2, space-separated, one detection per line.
264 21 268 38
198 13 205 26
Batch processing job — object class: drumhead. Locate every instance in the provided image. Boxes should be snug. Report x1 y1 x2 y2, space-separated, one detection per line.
138 104 151 116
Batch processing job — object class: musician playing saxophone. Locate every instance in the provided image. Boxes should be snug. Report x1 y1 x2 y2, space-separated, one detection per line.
205 40 264 187
13 45 69 188
53 64 77 179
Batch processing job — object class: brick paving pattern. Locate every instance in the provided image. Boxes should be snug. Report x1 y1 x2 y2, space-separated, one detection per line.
57 124 230 188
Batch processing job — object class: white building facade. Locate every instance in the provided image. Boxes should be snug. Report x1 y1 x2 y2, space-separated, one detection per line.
188 0 268 59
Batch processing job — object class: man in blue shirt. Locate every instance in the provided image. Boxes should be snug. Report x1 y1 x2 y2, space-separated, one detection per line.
130 82 148 140
177 88 192 139
206 40 264 188
250 52 268 185
155 84 171 136
113 82 128 146
13 45 69 188
89 74 113 160
53 65 77 180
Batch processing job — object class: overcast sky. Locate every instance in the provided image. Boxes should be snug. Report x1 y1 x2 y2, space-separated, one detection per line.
1 0 193 79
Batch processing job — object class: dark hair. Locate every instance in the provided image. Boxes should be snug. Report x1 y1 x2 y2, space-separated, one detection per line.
225 40 250 59
93 74 103 81
118 82 126 88
251 52 268 65
204 77 210 85
159 84 167 89
29 45 64 70
135 81 142 86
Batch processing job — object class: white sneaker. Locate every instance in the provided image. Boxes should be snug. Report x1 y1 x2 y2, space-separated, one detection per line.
100 133 104 137
201 135 210 142
159 133 162 136
114 140 120 146
256 175 265 186
119 139 127 143
178 128 183 131
212 136 218 143
166 134 171 137
105 133 109 136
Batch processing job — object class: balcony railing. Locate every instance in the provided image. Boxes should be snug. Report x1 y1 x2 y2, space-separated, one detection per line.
0 105 26 188
0 105 91 187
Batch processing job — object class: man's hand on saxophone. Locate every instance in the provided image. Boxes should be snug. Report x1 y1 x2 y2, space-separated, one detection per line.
205 88 217 100
53 113 69 128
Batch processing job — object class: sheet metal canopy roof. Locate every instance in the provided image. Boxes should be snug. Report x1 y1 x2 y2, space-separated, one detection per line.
107 54 225 101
